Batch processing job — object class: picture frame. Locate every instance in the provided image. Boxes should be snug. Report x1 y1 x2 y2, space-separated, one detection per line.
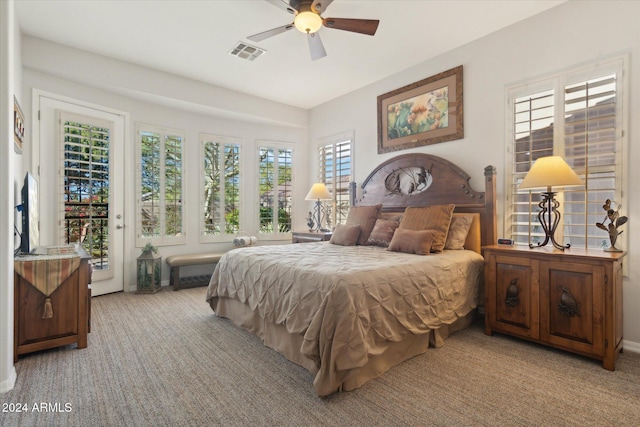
377 65 463 154
14 96 25 154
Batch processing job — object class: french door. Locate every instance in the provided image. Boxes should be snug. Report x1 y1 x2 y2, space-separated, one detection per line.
37 94 126 296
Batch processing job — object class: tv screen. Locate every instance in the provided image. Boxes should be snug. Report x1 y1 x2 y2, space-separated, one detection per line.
21 172 40 254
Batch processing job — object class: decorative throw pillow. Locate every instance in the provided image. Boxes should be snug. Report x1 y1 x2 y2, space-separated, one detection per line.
366 218 400 247
329 224 361 246
398 204 455 252
345 204 382 245
388 228 435 255
445 214 475 250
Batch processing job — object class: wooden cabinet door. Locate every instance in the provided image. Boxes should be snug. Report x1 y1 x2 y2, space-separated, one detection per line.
539 261 605 357
15 270 80 346
487 254 539 340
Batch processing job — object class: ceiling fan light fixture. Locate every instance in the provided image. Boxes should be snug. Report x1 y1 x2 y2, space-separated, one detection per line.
294 11 322 34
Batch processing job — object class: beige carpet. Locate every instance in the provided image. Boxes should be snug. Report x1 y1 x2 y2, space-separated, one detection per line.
2 286 640 427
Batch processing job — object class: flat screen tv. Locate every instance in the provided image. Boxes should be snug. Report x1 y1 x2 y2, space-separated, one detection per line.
20 172 40 254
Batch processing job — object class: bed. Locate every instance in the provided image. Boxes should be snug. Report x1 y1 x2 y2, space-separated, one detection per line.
206 153 497 396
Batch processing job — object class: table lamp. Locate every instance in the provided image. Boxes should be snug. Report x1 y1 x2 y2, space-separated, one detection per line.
519 156 584 250
305 183 332 232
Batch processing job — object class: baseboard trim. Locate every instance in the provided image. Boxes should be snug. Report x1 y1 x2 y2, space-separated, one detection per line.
0 366 17 393
623 339 640 354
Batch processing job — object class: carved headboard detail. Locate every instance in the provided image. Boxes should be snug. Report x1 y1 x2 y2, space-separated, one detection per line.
350 153 497 248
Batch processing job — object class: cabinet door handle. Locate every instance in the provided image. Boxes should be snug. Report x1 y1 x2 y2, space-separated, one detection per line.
558 286 581 317
505 278 520 307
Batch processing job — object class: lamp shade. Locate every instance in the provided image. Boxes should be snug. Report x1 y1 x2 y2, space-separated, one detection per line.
519 156 584 190
305 183 332 200
294 11 322 34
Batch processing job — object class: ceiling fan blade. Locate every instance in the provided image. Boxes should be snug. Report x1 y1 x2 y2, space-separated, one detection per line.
307 32 327 61
263 0 298 14
247 24 295 42
311 0 334 14
323 18 379 36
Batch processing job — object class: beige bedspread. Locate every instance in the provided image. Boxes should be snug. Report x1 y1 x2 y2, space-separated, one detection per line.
206 242 483 395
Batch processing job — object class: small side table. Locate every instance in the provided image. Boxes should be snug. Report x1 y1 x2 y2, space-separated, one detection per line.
292 231 332 244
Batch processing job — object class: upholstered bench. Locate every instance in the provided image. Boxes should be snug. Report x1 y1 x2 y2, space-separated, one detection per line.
165 253 224 291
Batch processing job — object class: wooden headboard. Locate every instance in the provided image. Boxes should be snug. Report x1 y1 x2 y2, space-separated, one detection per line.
350 153 497 250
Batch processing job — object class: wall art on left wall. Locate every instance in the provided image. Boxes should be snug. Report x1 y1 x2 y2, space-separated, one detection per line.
14 96 25 154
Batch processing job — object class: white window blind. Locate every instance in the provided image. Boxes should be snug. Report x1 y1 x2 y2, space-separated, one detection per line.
506 58 625 250
200 134 241 241
60 112 112 277
136 124 185 246
318 131 353 227
258 142 294 237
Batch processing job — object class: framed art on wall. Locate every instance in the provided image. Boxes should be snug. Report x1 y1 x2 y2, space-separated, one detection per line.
14 96 25 154
377 65 463 154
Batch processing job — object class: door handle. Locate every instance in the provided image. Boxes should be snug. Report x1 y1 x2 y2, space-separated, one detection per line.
116 224 125 229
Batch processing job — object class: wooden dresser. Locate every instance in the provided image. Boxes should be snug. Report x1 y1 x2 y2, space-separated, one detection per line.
483 245 624 370
14 249 91 362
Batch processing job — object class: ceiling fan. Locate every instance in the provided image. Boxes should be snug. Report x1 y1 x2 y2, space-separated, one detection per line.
247 0 380 61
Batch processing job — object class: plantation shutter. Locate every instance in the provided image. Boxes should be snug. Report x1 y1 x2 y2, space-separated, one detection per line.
509 89 555 246
563 74 619 249
60 112 113 278
319 132 353 227
136 124 185 246
201 135 241 241
506 58 625 250
257 142 293 236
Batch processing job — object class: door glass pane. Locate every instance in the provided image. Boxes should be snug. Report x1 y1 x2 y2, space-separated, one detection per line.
62 120 110 270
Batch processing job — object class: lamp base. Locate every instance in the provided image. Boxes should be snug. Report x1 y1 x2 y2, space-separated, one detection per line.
308 200 323 232
529 191 570 251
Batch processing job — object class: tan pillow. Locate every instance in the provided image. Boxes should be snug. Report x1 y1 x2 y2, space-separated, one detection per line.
399 204 455 252
345 204 382 245
366 218 400 247
329 224 361 246
388 228 435 255
445 214 475 250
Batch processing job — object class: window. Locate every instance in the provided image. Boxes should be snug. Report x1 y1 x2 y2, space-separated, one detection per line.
258 142 294 237
136 124 185 246
200 134 241 241
506 58 626 250
318 131 353 228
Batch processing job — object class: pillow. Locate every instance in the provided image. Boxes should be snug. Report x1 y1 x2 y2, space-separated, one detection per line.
345 204 382 245
445 214 475 250
366 218 400 247
388 228 435 255
399 204 455 252
329 224 361 246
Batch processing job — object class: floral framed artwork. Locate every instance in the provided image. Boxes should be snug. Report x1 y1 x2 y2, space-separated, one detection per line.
377 65 463 154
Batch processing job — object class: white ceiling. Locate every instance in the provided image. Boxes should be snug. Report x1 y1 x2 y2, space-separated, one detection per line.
15 0 565 110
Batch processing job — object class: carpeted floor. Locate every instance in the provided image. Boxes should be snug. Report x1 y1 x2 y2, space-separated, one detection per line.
2 286 639 427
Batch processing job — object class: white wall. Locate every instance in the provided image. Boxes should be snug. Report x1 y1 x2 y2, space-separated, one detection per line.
310 1 640 346
20 37 311 290
1 0 19 393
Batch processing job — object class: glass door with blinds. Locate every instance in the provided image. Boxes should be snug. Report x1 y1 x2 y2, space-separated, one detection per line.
58 111 124 294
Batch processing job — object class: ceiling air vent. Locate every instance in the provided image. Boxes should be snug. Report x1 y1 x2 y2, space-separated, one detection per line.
229 42 266 61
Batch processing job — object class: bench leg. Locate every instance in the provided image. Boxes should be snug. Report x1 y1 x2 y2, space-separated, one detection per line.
171 266 181 291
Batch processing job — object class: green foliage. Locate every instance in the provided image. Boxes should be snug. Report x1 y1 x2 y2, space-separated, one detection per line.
259 207 291 233
142 242 158 254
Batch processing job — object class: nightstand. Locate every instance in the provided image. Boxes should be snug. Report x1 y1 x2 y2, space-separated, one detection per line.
292 231 332 243
483 245 625 370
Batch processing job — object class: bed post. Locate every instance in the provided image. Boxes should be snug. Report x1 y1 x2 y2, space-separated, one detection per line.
483 165 497 248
